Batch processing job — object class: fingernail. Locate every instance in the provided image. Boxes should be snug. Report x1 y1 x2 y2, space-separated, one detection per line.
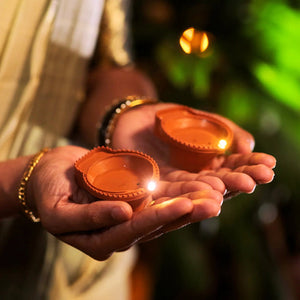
217 208 222 216
249 185 256 194
249 139 255 151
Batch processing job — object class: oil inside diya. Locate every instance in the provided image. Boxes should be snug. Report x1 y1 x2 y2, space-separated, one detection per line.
74 147 160 211
155 106 233 172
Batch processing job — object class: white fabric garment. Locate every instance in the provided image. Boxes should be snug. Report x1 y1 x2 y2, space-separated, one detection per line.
0 0 104 159
0 1 136 299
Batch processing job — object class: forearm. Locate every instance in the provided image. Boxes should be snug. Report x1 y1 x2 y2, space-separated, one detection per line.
78 67 157 146
0 155 33 218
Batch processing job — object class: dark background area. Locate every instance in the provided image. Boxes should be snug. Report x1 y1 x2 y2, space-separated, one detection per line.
130 0 300 299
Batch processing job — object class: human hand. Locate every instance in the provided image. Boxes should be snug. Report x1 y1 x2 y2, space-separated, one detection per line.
112 102 276 199
161 152 276 201
27 145 222 260
135 151 275 242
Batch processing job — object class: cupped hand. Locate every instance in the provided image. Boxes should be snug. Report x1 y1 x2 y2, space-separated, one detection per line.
28 146 133 229
27 145 222 260
27 100 277 260
136 151 275 242
160 151 276 201
112 102 276 199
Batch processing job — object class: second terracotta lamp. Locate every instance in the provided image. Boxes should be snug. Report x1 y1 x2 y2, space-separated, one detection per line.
75 106 233 210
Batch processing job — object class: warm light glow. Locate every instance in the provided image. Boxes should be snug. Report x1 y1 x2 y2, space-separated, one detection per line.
218 139 227 149
179 27 210 55
184 27 195 41
200 33 209 52
147 181 157 191
179 28 194 54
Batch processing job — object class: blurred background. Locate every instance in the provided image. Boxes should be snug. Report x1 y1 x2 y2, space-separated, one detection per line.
128 0 300 299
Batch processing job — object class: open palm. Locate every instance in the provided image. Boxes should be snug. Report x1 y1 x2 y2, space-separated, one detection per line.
28 146 222 260
28 103 275 260
112 103 276 200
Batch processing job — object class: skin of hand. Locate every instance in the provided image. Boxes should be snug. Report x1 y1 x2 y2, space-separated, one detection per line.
23 68 228 260
111 102 276 202
27 145 223 260
79 67 158 145
78 67 276 246
20 68 274 260
0 68 221 260
23 101 275 261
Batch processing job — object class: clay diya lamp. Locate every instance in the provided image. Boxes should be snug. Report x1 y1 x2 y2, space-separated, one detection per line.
155 106 233 172
74 147 160 211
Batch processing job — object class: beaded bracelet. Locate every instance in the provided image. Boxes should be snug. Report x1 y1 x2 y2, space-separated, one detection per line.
98 96 158 147
18 148 50 223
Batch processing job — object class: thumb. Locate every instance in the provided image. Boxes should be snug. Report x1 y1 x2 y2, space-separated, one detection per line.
41 198 133 234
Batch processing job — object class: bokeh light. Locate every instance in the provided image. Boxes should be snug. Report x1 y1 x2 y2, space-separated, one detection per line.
179 27 210 55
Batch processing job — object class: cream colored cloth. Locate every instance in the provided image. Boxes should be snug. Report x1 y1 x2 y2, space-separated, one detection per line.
0 0 103 158
0 1 136 299
49 240 137 300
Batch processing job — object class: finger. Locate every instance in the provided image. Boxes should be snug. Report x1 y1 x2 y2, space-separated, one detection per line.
203 170 257 194
57 197 194 260
162 170 226 193
153 180 213 199
162 170 198 181
194 175 226 194
234 164 275 184
153 189 223 206
140 196 222 243
42 199 133 234
186 189 223 203
222 153 276 169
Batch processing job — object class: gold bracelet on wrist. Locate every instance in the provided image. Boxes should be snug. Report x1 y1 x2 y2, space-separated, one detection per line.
98 96 158 147
18 148 50 223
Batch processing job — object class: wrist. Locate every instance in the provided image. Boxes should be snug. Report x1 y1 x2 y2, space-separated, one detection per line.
97 96 158 147
0 155 34 218
18 148 50 222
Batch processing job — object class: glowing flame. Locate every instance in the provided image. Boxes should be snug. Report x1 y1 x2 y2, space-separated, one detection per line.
218 139 227 149
147 181 157 191
179 27 210 55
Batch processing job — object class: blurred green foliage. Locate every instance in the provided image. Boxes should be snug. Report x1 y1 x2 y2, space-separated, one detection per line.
132 0 300 299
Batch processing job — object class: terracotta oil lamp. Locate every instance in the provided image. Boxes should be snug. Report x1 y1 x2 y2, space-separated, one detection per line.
155 106 233 172
75 147 160 211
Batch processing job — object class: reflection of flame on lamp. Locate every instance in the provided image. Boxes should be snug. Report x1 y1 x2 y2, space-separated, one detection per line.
179 27 210 55
147 181 157 192
218 139 227 150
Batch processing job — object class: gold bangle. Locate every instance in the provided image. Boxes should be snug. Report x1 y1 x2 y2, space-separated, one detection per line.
98 96 158 147
18 148 50 223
